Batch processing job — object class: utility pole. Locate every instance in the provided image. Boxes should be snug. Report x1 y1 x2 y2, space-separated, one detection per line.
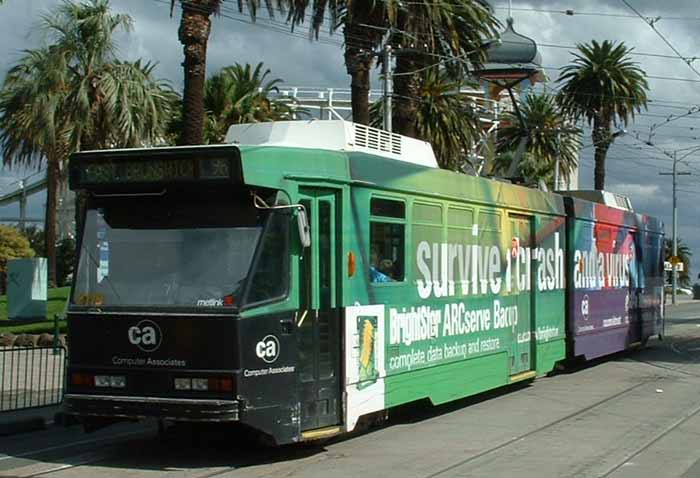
660 151 691 305
382 43 393 132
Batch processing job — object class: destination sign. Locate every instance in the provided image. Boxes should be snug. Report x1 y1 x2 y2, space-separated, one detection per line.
81 157 198 184
70 147 241 189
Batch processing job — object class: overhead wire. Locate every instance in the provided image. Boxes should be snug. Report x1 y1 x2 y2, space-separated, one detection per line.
162 0 700 155
619 0 700 80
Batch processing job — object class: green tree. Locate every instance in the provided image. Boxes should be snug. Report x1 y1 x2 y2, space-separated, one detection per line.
665 238 692 288
557 40 648 190
494 94 581 188
371 68 480 170
204 63 296 143
0 0 176 286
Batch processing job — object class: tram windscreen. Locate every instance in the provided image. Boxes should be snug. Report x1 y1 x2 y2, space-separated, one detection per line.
72 192 288 309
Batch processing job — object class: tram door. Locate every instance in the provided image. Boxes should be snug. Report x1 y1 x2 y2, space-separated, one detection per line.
298 188 341 431
510 215 535 375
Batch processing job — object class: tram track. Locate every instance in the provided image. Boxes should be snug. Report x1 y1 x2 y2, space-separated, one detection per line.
418 337 700 478
628 358 700 378
597 400 700 478
422 378 660 478
8 333 700 478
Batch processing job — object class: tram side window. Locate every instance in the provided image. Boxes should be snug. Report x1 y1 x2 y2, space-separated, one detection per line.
369 198 405 283
246 212 289 305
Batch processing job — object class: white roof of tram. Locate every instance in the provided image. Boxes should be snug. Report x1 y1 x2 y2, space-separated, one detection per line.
225 120 439 169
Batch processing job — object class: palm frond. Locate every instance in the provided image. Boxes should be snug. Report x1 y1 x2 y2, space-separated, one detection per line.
494 94 582 188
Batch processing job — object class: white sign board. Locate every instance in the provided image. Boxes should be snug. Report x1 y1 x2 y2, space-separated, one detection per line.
7 258 47 320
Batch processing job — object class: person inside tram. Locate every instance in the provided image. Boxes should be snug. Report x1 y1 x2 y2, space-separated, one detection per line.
369 245 394 283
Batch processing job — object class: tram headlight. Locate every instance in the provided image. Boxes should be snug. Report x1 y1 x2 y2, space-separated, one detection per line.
192 378 209 391
174 378 192 390
94 375 126 388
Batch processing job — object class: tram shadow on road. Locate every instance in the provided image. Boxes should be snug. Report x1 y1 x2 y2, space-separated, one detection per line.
626 334 700 368
79 422 327 473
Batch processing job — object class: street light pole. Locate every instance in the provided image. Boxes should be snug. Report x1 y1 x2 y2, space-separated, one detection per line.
672 154 678 305
660 151 691 305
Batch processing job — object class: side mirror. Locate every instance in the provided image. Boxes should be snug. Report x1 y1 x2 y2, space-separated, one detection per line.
297 208 311 248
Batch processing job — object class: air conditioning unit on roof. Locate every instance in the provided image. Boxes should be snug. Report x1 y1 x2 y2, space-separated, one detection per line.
225 120 439 168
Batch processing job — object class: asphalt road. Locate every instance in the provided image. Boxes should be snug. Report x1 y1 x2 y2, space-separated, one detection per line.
3 302 700 478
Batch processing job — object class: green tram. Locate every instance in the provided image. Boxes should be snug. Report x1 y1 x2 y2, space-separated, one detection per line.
64 121 664 444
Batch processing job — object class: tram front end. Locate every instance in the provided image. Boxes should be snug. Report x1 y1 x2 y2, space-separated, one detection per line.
64 146 306 444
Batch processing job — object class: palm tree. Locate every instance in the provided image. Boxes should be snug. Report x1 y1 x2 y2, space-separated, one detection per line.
288 0 497 129
204 62 296 143
89 60 179 149
391 0 499 137
339 5 387 125
170 0 223 145
557 40 648 190
495 94 581 188
665 238 692 288
0 0 176 286
170 0 296 143
0 48 70 287
50 1 177 234
371 68 480 170
286 1 387 125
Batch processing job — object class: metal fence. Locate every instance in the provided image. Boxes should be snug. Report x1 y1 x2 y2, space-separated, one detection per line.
0 346 67 412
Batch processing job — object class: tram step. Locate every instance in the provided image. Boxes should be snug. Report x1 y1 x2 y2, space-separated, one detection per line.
509 371 537 383
301 425 342 441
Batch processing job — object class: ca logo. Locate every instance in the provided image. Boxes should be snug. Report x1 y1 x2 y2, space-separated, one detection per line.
581 295 590 320
128 320 162 352
255 335 280 363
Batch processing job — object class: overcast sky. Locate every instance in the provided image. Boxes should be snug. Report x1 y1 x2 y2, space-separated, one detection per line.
0 0 699 279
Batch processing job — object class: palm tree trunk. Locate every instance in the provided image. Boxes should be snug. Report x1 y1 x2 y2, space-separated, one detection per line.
45 158 59 288
392 12 424 139
178 2 213 145
343 33 372 125
592 116 611 190
393 53 421 138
